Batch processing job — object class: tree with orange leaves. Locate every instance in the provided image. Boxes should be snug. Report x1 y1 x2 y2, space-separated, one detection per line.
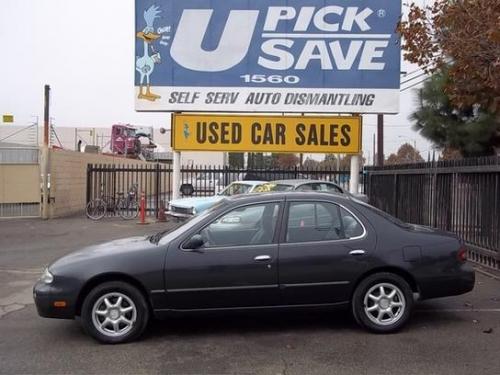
398 0 500 114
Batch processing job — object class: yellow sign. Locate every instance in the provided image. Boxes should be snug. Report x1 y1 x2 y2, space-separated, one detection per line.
172 114 361 154
2 115 14 123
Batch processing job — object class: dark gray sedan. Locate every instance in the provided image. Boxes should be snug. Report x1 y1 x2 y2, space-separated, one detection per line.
34 192 474 344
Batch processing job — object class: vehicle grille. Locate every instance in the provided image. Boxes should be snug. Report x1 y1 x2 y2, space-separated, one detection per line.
171 206 192 215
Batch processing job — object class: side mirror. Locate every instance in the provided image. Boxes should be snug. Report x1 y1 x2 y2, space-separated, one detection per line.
184 234 205 250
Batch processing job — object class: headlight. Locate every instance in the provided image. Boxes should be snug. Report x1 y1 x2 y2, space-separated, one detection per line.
40 268 54 284
191 207 197 215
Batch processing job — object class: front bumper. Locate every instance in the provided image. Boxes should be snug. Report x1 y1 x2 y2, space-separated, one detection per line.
33 280 76 319
166 210 193 219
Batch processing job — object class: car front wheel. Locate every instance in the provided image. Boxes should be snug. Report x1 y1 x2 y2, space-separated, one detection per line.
352 272 413 333
81 281 149 344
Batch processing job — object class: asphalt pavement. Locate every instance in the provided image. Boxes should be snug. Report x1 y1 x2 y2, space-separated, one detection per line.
0 216 499 374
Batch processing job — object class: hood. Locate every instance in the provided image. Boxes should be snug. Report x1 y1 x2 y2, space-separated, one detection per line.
169 195 224 209
49 236 154 271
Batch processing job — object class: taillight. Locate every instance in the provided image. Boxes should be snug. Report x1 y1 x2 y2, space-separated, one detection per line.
457 246 467 262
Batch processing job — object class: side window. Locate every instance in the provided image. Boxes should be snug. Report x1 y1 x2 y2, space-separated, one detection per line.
286 202 343 243
200 203 280 247
340 207 364 238
295 184 314 192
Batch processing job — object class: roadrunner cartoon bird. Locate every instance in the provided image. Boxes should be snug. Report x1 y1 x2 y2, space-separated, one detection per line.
136 5 162 101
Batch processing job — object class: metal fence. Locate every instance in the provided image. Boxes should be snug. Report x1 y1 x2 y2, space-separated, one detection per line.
365 156 500 270
0 146 39 164
86 164 359 217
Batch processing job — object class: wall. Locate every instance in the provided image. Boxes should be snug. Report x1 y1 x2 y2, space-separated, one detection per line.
0 146 41 218
0 164 40 204
48 149 150 218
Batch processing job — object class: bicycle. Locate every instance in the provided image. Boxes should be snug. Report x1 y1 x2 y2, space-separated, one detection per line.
86 184 139 220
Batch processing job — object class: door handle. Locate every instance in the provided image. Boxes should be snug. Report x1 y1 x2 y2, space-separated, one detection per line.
254 255 271 262
349 249 366 256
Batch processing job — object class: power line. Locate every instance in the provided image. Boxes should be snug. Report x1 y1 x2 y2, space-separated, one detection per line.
363 124 413 128
400 76 432 92
400 71 428 85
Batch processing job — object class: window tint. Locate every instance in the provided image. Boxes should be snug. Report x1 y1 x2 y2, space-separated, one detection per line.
219 183 253 196
319 183 343 194
200 203 280 247
354 201 410 228
286 202 343 243
340 207 364 238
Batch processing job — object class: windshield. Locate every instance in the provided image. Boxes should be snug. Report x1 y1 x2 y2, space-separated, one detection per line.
150 199 228 244
219 183 253 196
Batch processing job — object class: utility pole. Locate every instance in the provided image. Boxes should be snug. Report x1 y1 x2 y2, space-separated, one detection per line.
41 85 50 219
44 85 50 146
376 114 384 166
372 133 376 166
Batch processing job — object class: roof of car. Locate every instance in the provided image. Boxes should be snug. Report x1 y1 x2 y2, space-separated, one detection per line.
270 179 340 187
233 180 267 185
226 190 352 204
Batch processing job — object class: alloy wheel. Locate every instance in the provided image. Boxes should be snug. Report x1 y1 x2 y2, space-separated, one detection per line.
91 292 137 337
363 283 406 326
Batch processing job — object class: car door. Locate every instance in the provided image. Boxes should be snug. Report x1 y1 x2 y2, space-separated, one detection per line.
164 201 283 309
278 199 374 305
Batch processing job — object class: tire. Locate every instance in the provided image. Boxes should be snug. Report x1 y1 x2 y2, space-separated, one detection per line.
86 199 106 220
352 272 413 333
81 281 150 344
118 199 139 220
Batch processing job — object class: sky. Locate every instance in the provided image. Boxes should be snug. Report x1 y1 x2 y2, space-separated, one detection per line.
0 0 434 162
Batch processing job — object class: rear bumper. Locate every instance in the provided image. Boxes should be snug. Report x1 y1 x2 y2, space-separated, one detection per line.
419 263 475 300
33 281 76 319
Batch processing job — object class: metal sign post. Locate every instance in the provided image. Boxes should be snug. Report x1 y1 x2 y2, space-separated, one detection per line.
41 85 50 220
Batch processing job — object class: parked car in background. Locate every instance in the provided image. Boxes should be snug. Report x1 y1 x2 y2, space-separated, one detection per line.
34 192 474 343
269 179 368 202
182 172 225 195
167 180 266 219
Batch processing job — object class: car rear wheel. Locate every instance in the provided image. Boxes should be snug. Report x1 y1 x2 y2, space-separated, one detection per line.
81 281 149 344
352 272 413 333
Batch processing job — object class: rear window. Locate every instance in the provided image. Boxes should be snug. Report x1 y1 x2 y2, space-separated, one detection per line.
271 184 294 192
355 201 410 228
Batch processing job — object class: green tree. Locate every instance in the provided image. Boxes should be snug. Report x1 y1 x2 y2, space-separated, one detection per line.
411 71 499 156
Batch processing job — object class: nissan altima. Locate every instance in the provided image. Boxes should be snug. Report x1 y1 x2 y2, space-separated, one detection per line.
33 192 474 344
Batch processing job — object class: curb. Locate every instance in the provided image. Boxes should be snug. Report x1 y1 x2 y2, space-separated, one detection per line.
473 266 500 281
